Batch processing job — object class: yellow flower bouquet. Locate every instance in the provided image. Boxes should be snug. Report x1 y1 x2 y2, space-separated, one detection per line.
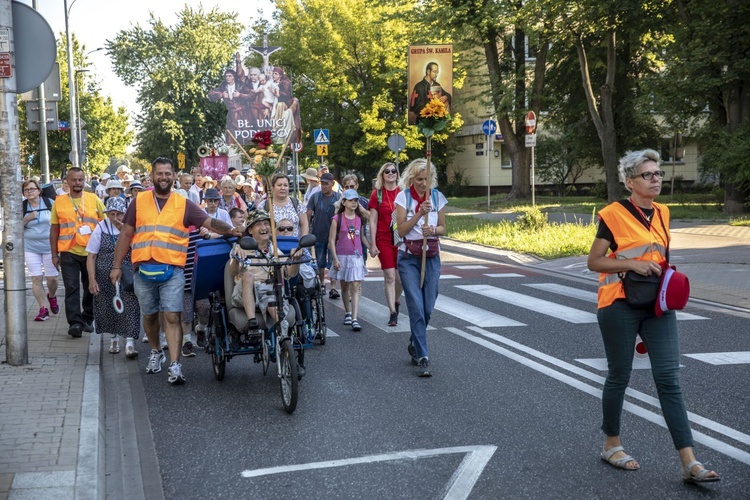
417 98 451 137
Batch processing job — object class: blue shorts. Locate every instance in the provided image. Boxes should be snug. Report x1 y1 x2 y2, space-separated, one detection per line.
134 266 185 315
315 242 333 270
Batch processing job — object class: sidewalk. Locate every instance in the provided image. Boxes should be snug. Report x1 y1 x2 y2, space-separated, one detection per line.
0 287 102 500
0 215 748 499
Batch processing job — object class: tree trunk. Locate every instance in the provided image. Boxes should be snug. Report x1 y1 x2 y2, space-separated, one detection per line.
575 29 621 202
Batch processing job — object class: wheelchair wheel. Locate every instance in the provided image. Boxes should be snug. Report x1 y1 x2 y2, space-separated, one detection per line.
212 352 226 381
279 339 298 413
314 289 326 345
210 323 226 381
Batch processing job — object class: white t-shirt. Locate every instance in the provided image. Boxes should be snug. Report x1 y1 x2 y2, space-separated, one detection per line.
394 189 448 250
95 182 107 199
86 219 120 255
203 207 232 226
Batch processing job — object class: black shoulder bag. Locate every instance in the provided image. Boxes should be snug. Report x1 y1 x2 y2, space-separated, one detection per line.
618 204 668 309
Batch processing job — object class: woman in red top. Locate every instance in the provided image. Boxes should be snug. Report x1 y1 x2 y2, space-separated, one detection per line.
368 162 403 326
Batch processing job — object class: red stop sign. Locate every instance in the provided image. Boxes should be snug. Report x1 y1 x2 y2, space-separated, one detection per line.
525 111 537 134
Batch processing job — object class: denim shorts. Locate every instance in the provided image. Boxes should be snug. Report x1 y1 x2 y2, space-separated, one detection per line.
315 242 333 270
134 266 185 315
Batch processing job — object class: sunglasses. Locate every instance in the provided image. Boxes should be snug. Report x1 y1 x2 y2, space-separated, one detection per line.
384 169 397 174
277 226 294 232
344 185 357 189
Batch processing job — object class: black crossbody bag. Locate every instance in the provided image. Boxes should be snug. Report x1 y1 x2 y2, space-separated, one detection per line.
618 204 668 309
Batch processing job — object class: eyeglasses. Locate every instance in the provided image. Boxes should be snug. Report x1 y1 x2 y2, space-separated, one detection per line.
384 169 397 175
23 187 38 193
205 199 219 203
344 185 357 190
277 226 294 233
635 170 666 180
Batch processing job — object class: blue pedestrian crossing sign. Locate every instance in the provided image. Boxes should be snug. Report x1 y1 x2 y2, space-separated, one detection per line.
313 129 330 145
482 119 497 136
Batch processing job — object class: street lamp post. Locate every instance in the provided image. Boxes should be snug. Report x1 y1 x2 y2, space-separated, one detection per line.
63 0 79 170
75 69 88 165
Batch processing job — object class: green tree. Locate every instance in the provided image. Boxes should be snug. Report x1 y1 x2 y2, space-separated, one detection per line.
424 0 552 200
19 35 132 179
269 0 462 190
659 0 750 213
545 0 670 202
108 6 244 166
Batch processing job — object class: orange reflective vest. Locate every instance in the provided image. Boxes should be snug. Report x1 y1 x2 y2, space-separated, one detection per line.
55 192 101 252
596 201 670 309
131 193 190 267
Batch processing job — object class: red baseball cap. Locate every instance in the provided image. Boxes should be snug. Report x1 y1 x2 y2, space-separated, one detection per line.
654 267 690 317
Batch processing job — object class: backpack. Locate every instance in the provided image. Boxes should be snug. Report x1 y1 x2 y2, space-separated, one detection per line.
23 196 53 215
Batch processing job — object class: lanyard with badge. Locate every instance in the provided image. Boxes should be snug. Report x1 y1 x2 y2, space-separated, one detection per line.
71 194 92 236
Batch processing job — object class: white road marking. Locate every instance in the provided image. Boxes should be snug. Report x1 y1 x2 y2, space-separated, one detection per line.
483 273 524 278
326 328 339 338
364 274 460 282
575 357 669 371
435 296 525 328
327 296 434 333
241 445 497 500
448 326 750 462
525 283 709 320
457 284 597 323
684 351 750 365
453 265 488 269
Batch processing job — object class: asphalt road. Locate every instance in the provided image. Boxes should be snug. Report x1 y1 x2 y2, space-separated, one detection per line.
110 250 750 499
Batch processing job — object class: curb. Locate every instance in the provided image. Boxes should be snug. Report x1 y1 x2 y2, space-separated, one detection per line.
75 333 104 500
440 237 544 266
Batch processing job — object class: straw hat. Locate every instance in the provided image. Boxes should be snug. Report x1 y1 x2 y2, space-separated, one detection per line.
301 167 319 181
202 176 217 187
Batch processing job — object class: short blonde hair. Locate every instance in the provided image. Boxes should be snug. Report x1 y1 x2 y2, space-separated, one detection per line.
399 158 437 191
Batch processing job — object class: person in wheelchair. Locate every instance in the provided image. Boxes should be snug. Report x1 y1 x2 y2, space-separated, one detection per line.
228 210 304 341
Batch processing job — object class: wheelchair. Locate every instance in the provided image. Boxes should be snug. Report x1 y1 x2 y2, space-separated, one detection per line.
192 234 321 413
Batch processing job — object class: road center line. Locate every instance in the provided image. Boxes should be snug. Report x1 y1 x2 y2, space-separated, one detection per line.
446 327 750 466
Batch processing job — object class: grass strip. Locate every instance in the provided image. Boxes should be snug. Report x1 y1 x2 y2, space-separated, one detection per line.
446 214 597 260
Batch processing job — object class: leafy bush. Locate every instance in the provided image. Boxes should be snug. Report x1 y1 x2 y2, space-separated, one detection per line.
444 167 473 198
515 207 548 231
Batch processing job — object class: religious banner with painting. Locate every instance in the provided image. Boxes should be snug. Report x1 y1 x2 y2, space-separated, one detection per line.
199 154 229 182
207 50 302 146
407 44 453 126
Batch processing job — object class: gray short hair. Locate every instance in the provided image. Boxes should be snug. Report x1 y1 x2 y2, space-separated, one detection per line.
618 149 661 191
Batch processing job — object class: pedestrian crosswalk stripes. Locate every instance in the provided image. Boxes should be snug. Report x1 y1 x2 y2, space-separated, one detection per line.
457 284 598 324
483 273 524 278
684 351 750 365
453 265 488 270
363 274 460 282
326 295 435 333
524 283 709 321
434 296 525 328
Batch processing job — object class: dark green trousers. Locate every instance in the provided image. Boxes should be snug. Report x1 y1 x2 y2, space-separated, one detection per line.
597 300 693 450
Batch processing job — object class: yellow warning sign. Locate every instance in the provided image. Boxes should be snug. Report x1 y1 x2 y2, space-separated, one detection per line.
317 145 329 156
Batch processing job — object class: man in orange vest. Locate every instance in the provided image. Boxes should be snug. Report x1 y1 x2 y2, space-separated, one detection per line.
50 167 107 338
110 157 244 385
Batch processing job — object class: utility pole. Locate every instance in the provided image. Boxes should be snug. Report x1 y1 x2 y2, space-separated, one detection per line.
33 0 50 184
63 0 80 169
1 0 29 366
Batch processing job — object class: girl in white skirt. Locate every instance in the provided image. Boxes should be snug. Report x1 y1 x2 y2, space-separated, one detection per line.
328 189 370 331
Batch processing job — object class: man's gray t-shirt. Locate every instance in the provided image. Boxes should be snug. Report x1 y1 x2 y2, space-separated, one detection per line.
307 191 340 243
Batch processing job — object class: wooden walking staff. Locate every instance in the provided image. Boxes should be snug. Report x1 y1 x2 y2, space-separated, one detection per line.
420 138 431 287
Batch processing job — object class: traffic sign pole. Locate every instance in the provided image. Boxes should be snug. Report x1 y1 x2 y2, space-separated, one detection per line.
525 111 537 208
482 119 497 212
